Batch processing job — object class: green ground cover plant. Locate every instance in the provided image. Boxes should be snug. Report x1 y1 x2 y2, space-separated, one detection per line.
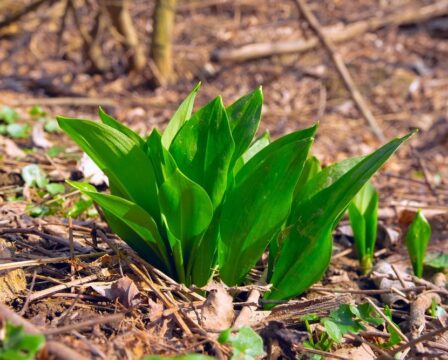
58 84 413 303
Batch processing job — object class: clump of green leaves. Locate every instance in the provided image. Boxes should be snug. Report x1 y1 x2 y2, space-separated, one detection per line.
304 303 400 357
405 209 431 277
21 164 66 217
348 181 379 274
58 84 412 303
0 322 45 360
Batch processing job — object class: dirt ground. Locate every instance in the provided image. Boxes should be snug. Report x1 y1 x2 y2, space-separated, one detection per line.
0 0 448 359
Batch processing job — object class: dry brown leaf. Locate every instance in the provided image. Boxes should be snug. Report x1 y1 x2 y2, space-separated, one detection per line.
0 135 26 158
333 343 375 359
91 276 140 308
200 282 234 331
32 122 52 149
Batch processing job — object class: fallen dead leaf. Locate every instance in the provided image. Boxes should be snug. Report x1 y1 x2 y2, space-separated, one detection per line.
333 343 375 359
91 276 140 308
200 282 234 331
32 122 52 149
0 135 26 158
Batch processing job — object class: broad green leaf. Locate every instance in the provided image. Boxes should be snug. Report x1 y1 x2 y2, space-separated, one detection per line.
218 327 264 360
266 132 414 303
68 181 171 273
188 209 221 287
21 164 48 188
145 129 177 186
170 96 235 208
425 252 448 270
226 87 263 165
57 117 160 220
159 168 213 261
293 155 321 198
219 128 314 285
162 83 200 149
98 107 144 147
405 209 431 277
288 156 364 224
234 130 270 174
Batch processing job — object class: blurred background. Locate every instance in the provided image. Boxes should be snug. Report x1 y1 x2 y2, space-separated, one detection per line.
0 0 447 222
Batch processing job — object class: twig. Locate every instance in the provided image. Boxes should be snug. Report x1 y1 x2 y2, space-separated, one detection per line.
295 344 350 360
0 251 108 271
391 324 448 355
212 1 448 62
292 0 384 141
309 286 424 295
391 264 411 299
364 297 408 342
19 270 37 316
29 273 100 302
0 227 92 253
0 0 54 29
43 312 126 336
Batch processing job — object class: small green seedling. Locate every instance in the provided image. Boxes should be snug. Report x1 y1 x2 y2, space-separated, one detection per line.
348 181 379 274
58 84 413 303
0 321 45 360
405 209 431 278
218 327 264 360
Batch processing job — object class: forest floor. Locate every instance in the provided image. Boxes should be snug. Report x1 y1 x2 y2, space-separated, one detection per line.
0 0 448 359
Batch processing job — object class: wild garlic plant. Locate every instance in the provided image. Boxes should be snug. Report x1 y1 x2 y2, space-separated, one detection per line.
58 84 413 304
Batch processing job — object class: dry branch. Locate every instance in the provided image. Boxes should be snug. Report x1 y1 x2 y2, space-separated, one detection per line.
211 1 448 63
0 0 54 29
292 0 385 140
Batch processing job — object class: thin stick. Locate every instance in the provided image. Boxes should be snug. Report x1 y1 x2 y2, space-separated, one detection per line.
309 286 424 295
68 217 74 260
391 264 412 299
0 228 92 253
19 270 37 316
0 251 108 271
0 0 53 29
293 0 384 141
365 297 408 342
212 1 448 63
295 344 350 360
43 312 126 336
392 325 448 355
29 274 99 302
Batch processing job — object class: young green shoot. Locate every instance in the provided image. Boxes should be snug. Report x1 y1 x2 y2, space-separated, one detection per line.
348 181 379 274
405 209 431 278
